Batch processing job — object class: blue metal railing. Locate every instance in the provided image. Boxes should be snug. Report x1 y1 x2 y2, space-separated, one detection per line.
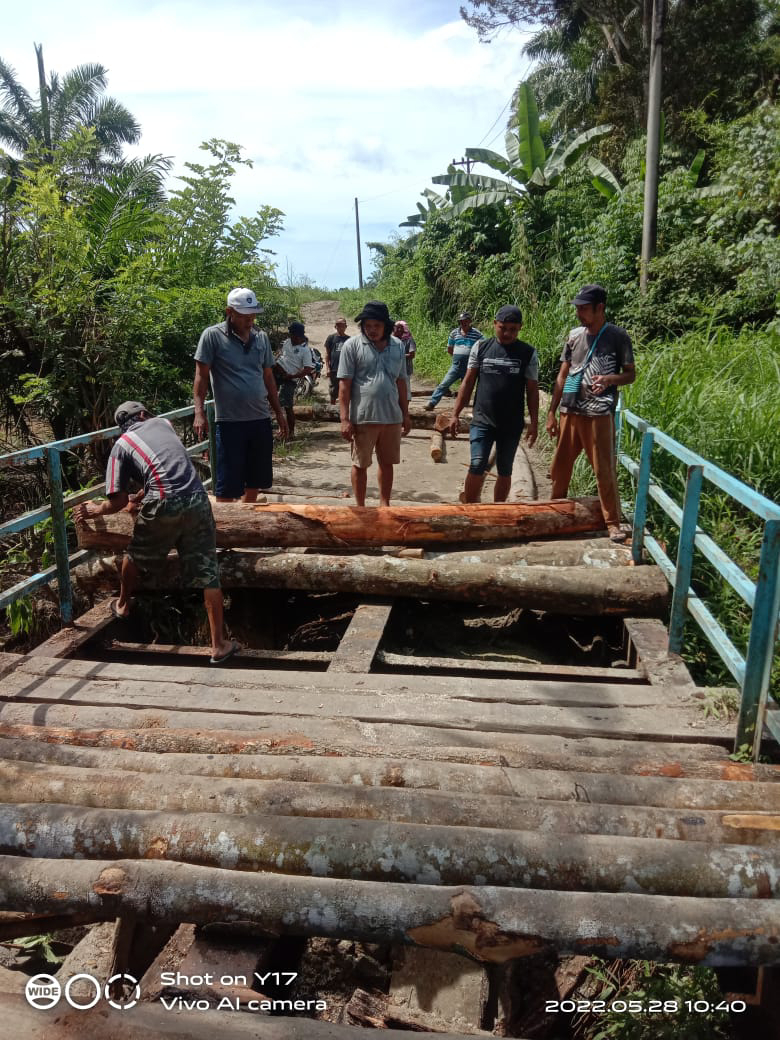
617 406 780 759
3 402 778 760
0 402 217 622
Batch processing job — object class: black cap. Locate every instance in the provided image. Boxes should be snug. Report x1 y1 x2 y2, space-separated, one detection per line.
571 284 607 306
114 401 147 431
458 311 472 321
288 321 305 335
355 300 391 323
495 305 523 324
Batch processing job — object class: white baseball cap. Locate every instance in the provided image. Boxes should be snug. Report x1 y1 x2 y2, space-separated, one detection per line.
227 287 263 314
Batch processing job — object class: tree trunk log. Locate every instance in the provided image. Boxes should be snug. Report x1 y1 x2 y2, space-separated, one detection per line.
71 553 668 616
293 403 441 429
0 804 776 899
1 737 775 809
424 539 633 567
0 761 775 845
0 856 778 964
75 498 608 552
430 430 445 462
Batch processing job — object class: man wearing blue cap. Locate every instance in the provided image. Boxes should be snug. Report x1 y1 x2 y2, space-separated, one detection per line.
193 288 288 501
448 305 539 503
546 284 635 542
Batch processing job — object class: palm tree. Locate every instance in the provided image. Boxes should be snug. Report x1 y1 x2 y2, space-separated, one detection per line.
0 43 139 163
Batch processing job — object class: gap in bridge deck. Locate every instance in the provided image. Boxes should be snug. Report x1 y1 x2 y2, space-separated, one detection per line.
77 586 640 680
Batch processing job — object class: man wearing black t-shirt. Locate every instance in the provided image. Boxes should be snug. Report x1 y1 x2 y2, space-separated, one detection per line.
449 305 539 503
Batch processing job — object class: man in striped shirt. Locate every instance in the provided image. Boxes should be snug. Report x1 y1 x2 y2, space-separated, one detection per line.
425 312 482 410
73 402 239 665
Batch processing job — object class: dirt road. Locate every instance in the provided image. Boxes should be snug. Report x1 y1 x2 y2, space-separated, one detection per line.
270 301 538 505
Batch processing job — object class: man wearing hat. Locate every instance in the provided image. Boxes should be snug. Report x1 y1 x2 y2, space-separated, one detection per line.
337 300 411 507
546 284 635 542
274 321 315 440
193 288 288 501
425 311 483 411
73 403 239 665
448 305 539 502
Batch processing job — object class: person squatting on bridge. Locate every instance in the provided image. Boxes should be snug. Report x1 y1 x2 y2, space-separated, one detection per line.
449 305 539 503
193 287 288 502
546 284 636 543
337 300 411 507
425 311 483 410
274 320 315 441
72 402 239 665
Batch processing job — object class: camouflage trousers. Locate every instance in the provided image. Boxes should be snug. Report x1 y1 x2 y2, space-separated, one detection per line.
127 492 219 589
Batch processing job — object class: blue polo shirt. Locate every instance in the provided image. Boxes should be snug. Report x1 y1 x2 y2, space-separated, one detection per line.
194 321 274 422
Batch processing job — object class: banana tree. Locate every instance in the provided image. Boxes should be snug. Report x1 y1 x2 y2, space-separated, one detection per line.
399 188 447 229
432 82 612 217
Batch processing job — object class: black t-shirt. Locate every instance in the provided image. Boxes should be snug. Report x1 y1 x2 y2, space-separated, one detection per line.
325 333 349 370
470 337 536 435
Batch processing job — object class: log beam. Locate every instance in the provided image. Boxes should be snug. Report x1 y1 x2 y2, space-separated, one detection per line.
75 498 609 552
72 554 669 616
0 804 777 899
0 857 777 964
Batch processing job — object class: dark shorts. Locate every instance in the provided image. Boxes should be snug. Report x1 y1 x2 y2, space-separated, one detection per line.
127 493 219 589
277 378 296 409
469 423 522 477
215 419 273 498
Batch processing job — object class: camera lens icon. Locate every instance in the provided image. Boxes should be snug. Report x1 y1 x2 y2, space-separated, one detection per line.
25 974 62 1010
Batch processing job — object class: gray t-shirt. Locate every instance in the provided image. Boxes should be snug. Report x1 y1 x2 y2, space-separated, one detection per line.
560 322 634 416
105 417 204 503
194 321 274 422
337 334 406 425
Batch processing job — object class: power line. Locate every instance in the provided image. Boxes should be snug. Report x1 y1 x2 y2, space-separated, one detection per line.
478 97 512 146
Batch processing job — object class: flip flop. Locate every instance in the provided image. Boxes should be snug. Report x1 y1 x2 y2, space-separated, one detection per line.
210 640 240 666
110 598 130 620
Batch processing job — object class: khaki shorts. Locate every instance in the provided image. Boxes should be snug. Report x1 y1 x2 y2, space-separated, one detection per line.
351 423 402 468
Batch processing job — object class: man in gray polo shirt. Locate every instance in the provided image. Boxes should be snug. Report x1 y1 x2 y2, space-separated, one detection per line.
193 288 288 502
337 300 411 507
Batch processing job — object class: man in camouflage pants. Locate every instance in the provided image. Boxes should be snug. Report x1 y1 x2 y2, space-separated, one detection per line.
73 401 239 664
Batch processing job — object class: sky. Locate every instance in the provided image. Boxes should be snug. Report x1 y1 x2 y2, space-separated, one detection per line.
4 1 533 289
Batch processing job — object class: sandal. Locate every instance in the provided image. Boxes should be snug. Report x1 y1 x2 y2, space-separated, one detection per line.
210 640 240 666
110 598 131 620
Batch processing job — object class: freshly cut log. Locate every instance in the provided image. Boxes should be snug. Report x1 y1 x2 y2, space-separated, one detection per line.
1 804 777 899
430 430 445 462
72 551 666 615
293 403 441 429
1 857 779 964
74 497 608 552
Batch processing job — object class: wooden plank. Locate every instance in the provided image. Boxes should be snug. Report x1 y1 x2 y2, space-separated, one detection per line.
109 641 331 665
0 653 23 679
625 617 696 688
376 650 645 683
12 656 690 709
328 602 393 673
0 702 732 753
27 600 114 659
0 670 726 741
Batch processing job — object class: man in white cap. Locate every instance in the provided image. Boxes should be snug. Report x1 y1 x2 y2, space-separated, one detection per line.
193 288 288 501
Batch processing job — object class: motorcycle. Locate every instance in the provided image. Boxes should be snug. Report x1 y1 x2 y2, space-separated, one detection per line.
293 348 323 401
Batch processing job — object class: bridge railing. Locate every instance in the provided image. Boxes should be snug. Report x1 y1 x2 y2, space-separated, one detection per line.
0 403 216 624
617 405 780 759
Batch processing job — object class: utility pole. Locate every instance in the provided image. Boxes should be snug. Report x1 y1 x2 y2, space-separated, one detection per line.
354 197 364 290
640 0 666 294
452 156 474 174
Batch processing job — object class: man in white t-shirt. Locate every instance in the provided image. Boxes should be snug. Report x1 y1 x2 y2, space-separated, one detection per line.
275 321 314 440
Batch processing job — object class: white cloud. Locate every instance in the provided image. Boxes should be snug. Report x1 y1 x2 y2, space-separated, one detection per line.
4 0 533 286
